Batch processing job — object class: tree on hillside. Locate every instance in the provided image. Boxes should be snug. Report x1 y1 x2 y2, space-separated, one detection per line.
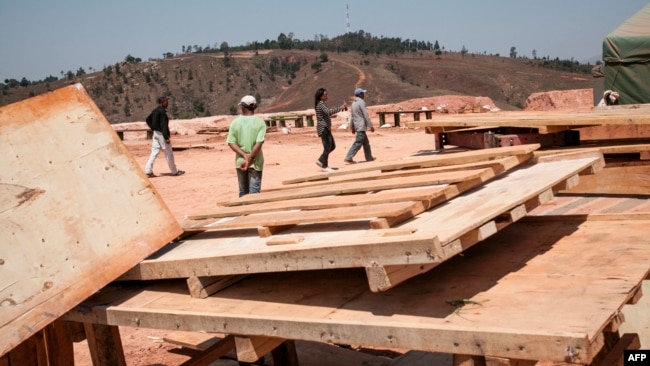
510 46 517 58
220 42 230 55
433 40 442 58
319 53 328 63
277 32 293 50
124 54 141 63
311 61 322 73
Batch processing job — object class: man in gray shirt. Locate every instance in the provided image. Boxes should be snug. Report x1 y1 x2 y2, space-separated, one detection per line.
344 88 376 164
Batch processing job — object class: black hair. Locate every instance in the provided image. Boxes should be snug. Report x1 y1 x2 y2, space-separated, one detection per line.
158 96 168 104
241 104 256 111
314 88 326 109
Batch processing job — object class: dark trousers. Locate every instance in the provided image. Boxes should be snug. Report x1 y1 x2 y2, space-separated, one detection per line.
318 130 336 168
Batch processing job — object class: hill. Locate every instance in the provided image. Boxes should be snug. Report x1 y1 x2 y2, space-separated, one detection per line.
0 50 594 124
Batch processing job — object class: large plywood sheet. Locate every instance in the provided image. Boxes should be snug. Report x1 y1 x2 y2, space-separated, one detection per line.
121 150 603 294
0 84 183 356
66 218 650 364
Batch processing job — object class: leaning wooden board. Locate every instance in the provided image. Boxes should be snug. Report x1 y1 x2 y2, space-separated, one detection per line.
66 217 650 364
0 84 183 356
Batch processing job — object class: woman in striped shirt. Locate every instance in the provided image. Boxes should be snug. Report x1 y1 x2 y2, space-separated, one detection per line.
314 88 347 172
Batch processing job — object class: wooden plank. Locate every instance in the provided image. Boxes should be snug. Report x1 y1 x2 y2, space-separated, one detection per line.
292 340 394 366
184 201 424 234
371 154 601 286
390 350 452 365
365 263 438 293
270 340 299 366
258 224 296 237
188 185 451 220
120 229 444 281
186 275 248 298
186 159 509 223
234 335 285 363
266 156 524 193
83 323 126 366
566 164 650 195
281 144 539 185
533 143 650 157
222 168 495 206
528 194 650 218
399 153 603 245
162 330 222 351
598 333 640 366
405 107 650 131
266 236 305 245
179 334 236 366
121 152 602 286
184 167 498 233
4 332 43 366
65 218 650 365
0 84 182 356
42 319 75 366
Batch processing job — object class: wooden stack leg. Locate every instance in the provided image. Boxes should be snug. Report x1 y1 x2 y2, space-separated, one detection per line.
43 319 75 365
1 319 75 366
83 323 126 366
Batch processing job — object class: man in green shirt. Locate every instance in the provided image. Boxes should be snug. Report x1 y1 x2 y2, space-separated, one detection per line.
226 95 266 197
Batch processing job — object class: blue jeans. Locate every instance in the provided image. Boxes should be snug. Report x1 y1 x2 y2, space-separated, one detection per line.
345 131 373 161
237 168 262 197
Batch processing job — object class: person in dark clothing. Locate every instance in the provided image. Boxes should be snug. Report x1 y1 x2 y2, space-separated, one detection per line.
314 88 347 172
144 96 184 177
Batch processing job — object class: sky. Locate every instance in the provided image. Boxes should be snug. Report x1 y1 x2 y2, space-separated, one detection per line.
1 0 648 82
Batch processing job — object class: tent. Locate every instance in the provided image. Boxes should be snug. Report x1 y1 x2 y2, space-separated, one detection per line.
602 4 650 105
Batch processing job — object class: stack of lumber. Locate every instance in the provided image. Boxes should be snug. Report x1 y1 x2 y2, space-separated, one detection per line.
122 144 604 294
3 84 649 366
82 132 647 365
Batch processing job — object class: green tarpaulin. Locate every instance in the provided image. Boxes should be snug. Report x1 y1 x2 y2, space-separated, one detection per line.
602 4 650 105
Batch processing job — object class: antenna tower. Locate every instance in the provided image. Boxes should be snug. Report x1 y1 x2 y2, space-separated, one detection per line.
346 3 350 33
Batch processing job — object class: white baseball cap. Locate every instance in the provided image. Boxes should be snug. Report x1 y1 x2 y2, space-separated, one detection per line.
239 95 257 108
